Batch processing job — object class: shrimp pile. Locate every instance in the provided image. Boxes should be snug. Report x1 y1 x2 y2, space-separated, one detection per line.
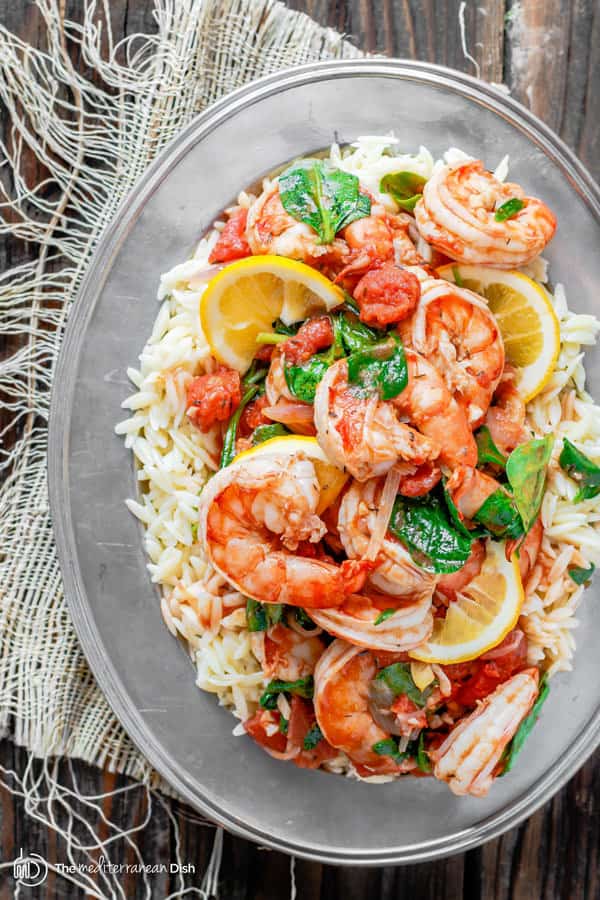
184 148 560 796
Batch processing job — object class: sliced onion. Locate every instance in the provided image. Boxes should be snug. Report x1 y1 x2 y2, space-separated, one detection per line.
365 468 401 561
368 679 403 735
263 401 316 435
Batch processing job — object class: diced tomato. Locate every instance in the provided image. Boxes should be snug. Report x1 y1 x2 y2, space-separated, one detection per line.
186 365 241 432
397 462 442 497
281 316 334 365
244 709 287 754
208 208 250 263
353 263 421 327
452 630 528 707
287 697 337 770
254 344 274 363
238 394 271 437
390 694 419 716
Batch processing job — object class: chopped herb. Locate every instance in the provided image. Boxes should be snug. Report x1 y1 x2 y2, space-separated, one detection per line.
335 311 381 355
255 332 288 345
246 598 284 632
502 674 550 773
506 436 553 531
474 488 524 540
220 385 258 468
259 676 314 710
251 423 290 445
374 608 396 626
273 318 301 336
389 494 473 574
190 522 198 542
279 716 288 735
452 266 464 287
303 724 323 751
476 425 507 468
279 159 371 245
494 198 525 222
347 335 408 401
379 171 427 212
376 662 431 707
568 563 595 585
416 731 432 773
559 438 600 502
372 738 410 765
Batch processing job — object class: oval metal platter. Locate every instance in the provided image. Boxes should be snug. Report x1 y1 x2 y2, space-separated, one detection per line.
48 59 600 865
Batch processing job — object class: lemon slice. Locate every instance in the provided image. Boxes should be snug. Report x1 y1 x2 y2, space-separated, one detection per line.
200 256 345 372
409 540 523 664
437 264 560 401
233 435 348 514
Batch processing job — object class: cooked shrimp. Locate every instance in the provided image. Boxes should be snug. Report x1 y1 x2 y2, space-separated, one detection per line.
338 478 437 601
484 366 527 455
314 640 418 775
437 539 486 602
445 465 500 522
336 211 422 287
401 277 505 428
431 668 539 796
414 160 556 267
245 181 348 268
308 590 433 653
314 349 476 480
198 453 369 608
251 622 325 681
507 515 543 584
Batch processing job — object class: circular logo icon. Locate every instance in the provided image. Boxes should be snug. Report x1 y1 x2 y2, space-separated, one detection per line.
13 849 48 887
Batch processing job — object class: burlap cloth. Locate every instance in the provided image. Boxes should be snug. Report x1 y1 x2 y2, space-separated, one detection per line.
0 1 359 893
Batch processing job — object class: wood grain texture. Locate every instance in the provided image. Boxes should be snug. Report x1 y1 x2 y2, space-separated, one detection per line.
0 1 598 898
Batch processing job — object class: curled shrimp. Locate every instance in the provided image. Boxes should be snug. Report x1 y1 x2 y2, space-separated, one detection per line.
251 622 325 681
245 181 348 269
313 640 418 775
314 349 476 481
198 452 369 608
431 668 539 796
337 210 421 283
414 160 556 267
484 367 527 455
338 479 437 601
401 276 505 428
445 465 500 522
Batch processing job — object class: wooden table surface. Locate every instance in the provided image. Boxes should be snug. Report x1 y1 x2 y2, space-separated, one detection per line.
0 1 598 898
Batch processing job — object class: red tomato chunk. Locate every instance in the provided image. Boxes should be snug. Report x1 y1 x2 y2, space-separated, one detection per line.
282 316 334 364
186 366 241 431
208 209 251 264
353 263 421 327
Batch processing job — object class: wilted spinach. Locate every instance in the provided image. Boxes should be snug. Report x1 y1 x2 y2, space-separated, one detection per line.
388 494 473 573
474 489 524 540
303 724 324 751
284 354 331 403
568 563 595 585
279 159 371 244
379 171 427 211
220 385 258 468
502 675 550 773
251 423 290 445
476 425 507 468
559 438 600 502
347 335 408 401
372 738 413 765
506 435 553 531
246 598 284 632
417 731 432 773
376 662 431 707
259 676 314 710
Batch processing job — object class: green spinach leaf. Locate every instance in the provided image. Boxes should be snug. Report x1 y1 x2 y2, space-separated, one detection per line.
220 385 258 468
379 171 427 211
372 738 411 765
279 159 371 245
246 598 284 632
259 676 314 710
474 488 524 540
495 198 525 222
559 438 600 502
284 354 330 403
347 335 408 401
335 312 381 354
568 563 595 585
251 423 290 445
506 435 553 531
389 494 473 573
279 716 288 735
502 674 549 773
417 731 432 773
376 662 432 707
303 724 324 751
476 425 507 468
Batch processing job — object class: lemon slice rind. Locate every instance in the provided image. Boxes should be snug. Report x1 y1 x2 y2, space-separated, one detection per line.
409 539 524 665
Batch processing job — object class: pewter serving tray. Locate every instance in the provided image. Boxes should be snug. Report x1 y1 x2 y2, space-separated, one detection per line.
49 60 600 865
